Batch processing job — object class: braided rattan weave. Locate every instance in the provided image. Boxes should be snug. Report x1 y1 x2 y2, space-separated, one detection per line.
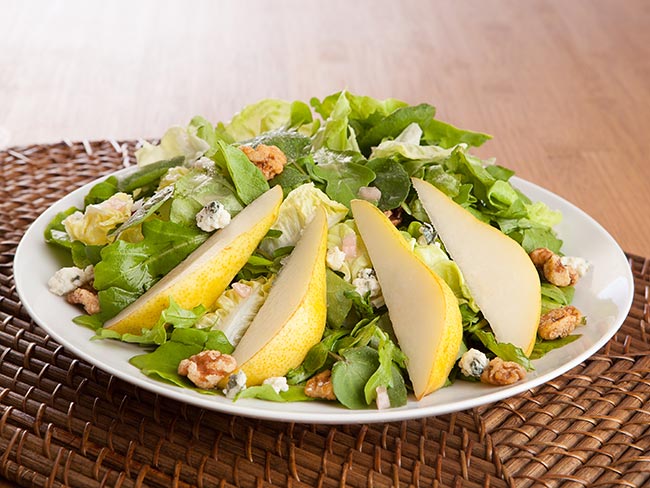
1 141 649 487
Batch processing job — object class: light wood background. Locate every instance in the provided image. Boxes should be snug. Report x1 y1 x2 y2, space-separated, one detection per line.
1 0 649 256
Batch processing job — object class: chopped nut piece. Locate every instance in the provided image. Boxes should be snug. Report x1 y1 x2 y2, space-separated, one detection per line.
304 370 337 400
66 288 100 315
543 254 572 287
538 305 583 340
480 358 526 386
383 207 403 226
529 247 581 286
177 350 237 389
529 247 554 267
239 144 287 180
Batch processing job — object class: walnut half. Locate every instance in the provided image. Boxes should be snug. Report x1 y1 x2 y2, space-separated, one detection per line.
66 288 100 315
480 358 526 386
178 350 237 389
529 247 579 287
239 144 287 180
304 370 337 400
538 305 583 340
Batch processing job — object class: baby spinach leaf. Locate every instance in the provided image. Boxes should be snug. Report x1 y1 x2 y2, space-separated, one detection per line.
129 341 203 388
312 162 375 208
269 165 311 196
326 270 355 328
217 141 269 205
365 158 411 210
331 346 380 409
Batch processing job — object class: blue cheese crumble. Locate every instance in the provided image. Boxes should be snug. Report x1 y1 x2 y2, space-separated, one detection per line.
352 268 384 307
47 265 94 296
262 376 289 394
458 349 489 378
326 246 346 271
223 370 247 399
196 201 231 232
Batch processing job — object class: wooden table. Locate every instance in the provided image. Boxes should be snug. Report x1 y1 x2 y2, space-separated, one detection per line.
2 0 649 255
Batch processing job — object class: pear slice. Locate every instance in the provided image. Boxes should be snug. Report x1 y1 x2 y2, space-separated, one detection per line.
104 185 283 335
351 199 463 400
232 207 328 386
411 178 541 356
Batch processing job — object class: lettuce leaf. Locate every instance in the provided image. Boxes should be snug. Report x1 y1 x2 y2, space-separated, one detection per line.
135 126 210 166
195 277 273 346
259 183 348 256
93 219 207 295
218 99 293 142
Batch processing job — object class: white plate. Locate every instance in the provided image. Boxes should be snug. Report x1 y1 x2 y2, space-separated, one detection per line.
14 169 634 424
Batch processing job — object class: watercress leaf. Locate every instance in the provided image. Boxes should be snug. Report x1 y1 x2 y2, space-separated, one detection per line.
473 329 534 371
530 335 581 360
365 158 411 210
331 346 380 409
218 141 269 205
387 365 408 407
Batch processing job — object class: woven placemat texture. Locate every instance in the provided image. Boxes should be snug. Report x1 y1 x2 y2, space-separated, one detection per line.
1 141 649 488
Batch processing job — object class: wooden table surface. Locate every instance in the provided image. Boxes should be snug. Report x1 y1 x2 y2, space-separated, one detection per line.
1 0 648 258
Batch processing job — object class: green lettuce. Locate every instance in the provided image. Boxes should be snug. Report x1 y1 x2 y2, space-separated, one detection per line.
259 183 348 256
135 126 210 166
370 123 460 161
217 99 293 142
195 277 273 346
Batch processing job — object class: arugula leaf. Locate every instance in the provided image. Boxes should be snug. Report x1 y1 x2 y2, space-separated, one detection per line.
161 297 207 329
365 158 411 210
93 219 207 294
71 241 103 268
331 346 380 409
530 335 581 360
541 283 575 314
235 385 313 402
473 329 534 371
218 141 269 205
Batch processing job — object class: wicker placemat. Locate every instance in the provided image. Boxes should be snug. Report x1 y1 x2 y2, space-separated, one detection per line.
1 141 649 488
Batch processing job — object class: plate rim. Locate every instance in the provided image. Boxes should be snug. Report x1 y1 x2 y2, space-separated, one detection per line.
13 168 635 424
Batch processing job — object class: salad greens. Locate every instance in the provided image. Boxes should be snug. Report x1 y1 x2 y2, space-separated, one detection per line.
44 90 582 410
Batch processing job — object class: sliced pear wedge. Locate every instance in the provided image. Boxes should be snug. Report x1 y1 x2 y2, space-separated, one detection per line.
412 178 541 356
231 207 328 386
351 199 463 400
104 185 283 335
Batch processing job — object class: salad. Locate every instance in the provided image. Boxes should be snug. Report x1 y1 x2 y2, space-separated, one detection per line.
44 91 588 410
